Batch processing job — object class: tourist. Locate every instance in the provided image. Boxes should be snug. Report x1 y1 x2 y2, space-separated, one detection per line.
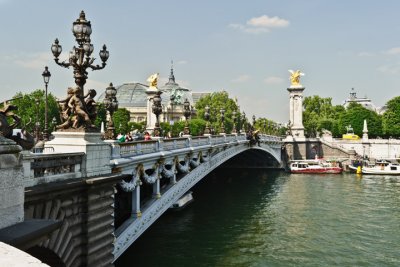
144 132 151 141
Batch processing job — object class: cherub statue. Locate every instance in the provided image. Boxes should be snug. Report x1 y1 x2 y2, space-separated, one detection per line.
147 73 159 89
288 69 305 87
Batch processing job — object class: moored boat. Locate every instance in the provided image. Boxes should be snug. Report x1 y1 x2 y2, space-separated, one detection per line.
350 160 400 175
290 161 343 174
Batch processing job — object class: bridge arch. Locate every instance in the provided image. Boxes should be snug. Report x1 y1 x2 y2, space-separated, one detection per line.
113 140 283 260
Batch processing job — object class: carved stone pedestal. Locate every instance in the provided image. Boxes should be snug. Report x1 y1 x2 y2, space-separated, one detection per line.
0 137 24 228
45 132 111 177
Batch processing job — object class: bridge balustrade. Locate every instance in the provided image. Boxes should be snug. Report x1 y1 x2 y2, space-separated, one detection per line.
163 138 190 150
118 140 159 157
22 152 85 187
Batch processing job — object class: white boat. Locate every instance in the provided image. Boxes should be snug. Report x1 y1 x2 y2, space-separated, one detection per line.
355 160 400 175
170 191 193 210
290 160 342 174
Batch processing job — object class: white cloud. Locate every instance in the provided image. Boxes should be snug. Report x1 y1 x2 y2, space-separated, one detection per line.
13 52 52 70
264 76 284 84
358 52 374 57
231 74 250 83
384 47 400 55
230 15 289 34
376 63 400 75
177 60 188 65
247 15 289 28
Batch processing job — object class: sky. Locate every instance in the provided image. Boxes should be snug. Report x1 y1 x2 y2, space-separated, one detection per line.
1 0 400 123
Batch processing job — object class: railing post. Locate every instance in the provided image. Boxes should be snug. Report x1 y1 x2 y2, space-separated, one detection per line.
153 178 161 199
131 185 141 218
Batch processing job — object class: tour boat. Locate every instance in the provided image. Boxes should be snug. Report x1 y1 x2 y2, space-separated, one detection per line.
290 161 343 174
350 160 400 175
170 191 194 211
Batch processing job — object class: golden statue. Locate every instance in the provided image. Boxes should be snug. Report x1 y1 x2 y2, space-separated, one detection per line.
288 69 305 86
147 73 159 89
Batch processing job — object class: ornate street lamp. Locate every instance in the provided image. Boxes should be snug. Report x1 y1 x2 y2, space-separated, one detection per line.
241 112 246 133
220 108 225 134
183 98 191 135
41 66 51 141
51 11 109 94
204 105 211 135
263 119 267 134
252 115 256 129
35 98 41 142
152 90 163 137
103 83 118 139
232 111 237 134
52 117 57 133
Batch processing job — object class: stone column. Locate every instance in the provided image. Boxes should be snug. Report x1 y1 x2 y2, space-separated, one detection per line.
153 179 161 199
287 86 305 138
145 86 159 134
0 137 24 229
362 119 370 159
132 185 141 218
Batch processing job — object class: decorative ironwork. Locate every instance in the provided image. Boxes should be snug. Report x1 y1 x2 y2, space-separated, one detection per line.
51 11 109 131
204 105 210 135
232 111 237 134
220 108 225 134
183 98 191 135
103 83 118 139
152 90 163 137
42 66 51 141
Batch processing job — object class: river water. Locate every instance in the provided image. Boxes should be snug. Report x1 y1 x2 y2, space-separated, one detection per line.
115 169 400 267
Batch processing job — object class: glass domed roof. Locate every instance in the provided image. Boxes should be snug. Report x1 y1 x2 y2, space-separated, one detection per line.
97 82 149 108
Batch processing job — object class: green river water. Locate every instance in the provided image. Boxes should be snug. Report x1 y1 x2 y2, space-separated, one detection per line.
116 169 400 267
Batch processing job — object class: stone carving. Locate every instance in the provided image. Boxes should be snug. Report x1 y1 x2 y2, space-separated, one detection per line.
0 100 34 150
147 73 159 90
288 69 305 87
57 86 97 131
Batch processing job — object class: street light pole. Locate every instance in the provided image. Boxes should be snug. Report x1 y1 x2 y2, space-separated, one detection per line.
42 66 51 141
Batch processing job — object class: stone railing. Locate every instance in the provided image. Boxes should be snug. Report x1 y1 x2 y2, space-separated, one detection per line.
22 152 85 187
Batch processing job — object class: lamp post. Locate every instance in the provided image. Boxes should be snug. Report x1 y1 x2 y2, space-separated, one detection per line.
204 105 211 135
183 98 191 135
220 108 225 134
51 10 109 95
42 66 51 141
241 112 246 133
35 98 41 142
232 111 237 134
169 94 175 125
52 117 57 133
252 115 256 130
152 90 163 137
263 119 266 134
103 83 118 140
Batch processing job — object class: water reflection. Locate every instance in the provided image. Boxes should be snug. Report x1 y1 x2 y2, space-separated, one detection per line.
116 171 400 267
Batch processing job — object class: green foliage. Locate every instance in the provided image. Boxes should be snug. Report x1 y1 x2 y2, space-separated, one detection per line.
195 91 239 134
338 102 382 138
128 121 146 133
382 96 400 137
112 108 131 134
95 103 106 128
6 90 60 134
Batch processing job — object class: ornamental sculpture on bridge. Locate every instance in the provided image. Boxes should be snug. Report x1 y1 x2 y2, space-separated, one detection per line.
51 11 109 131
0 99 34 150
288 69 305 87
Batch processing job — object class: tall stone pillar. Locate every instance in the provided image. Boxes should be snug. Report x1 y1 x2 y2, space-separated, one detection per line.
0 137 24 228
287 86 305 138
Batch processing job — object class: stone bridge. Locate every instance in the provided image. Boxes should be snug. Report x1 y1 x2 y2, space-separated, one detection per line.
0 133 282 267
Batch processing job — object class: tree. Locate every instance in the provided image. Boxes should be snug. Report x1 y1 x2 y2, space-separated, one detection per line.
7 90 60 134
339 102 382 138
112 108 131 134
95 103 106 129
195 91 239 134
382 96 400 137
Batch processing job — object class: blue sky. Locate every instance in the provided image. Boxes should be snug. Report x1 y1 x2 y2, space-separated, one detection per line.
1 0 400 122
